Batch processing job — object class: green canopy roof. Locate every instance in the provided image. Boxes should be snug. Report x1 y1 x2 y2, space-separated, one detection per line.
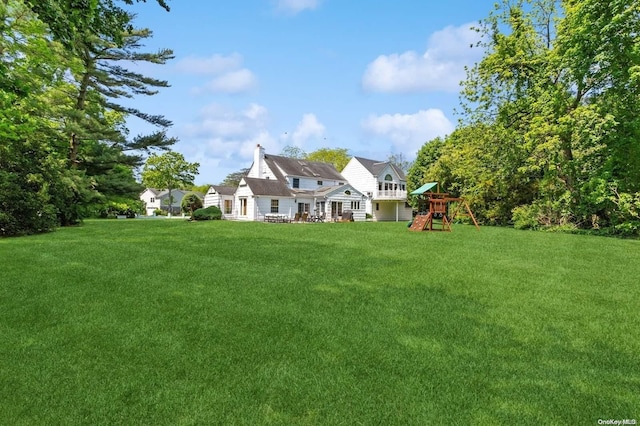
410 182 438 195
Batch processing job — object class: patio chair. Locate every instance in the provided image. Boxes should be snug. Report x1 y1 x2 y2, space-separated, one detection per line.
301 212 308 222
293 212 300 222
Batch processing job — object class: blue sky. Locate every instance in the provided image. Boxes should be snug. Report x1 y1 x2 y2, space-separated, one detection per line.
125 0 496 185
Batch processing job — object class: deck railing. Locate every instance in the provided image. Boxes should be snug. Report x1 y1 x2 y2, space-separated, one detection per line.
375 189 407 200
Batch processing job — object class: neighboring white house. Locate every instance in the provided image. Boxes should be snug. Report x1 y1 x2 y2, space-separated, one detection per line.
140 188 161 216
203 185 235 218
341 157 412 222
234 144 366 221
140 188 191 216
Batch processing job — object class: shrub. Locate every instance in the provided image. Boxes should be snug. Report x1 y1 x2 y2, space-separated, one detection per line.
154 209 167 216
193 206 222 221
181 192 203 216
512 205 539 230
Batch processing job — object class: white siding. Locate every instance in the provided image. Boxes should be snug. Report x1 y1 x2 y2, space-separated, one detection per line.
140 189 161 215
235 183 254 220
372 201 413 221
341 159 377 198
254 197 297 220
203 192 220 209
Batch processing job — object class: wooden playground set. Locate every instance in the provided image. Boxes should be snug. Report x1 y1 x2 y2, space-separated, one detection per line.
408 182 479 232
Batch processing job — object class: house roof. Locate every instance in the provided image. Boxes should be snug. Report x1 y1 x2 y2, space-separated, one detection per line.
353 156 406 180
264 154 345 181
211 185 236 196
243 177 293 197
292 184 363 198
317 184 364 198
156 189 190 199
142 188 162 196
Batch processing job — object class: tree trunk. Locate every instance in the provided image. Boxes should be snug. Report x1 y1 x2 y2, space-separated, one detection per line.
69 46 93 167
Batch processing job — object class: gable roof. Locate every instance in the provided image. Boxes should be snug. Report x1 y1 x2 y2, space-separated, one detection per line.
315 184 364 198
242 177 293 197
210 185 236 196
352 156 406 180
264 154 345 181
142 188 162 196
290 183 363 199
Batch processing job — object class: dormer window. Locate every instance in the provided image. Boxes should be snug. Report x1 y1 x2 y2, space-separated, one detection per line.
293 178 300 188
345 190 351 195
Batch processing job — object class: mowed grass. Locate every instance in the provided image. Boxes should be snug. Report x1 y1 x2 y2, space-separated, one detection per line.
1 219 639 425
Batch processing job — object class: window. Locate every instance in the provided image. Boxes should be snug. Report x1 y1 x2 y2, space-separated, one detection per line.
298 203 310 214
293 178 300 188
224 199 232 214
376 203 379 211
150 197 155 203
344 190 351 195
384 174 393 181
240 198 248 215
351 201 360 210
378 182 382 190
271 199 279 213
317 180 323 186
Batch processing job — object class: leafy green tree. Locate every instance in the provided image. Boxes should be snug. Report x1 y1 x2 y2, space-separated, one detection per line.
306 147 351 172
406 137 445 207
181 192 203 217
0 0 95 233
190 184 211 194
65 17 176 167
426 0 640 233
387 152 413 174
220 168 249 187
281 145 351 171
141 152 200 215
280 145 307 159
25 0 170 51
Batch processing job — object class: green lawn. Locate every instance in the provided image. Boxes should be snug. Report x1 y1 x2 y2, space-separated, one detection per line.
1 219 638 425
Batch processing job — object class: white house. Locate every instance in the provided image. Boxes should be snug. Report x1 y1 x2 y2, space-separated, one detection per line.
203 185 235 218
234 144 366 221
341 157 412 222
140 188 161 216
139 188 191 216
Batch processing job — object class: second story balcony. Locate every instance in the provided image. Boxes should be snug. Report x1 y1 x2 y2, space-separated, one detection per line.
374 189 407 200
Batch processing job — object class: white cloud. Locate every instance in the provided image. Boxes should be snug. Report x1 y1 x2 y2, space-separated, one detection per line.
175 53 243 75
203 69 257 94
181 105 327 183
362 22 482 93
176 53 257 94
286 113 326 146
361 109 454 154
185 103 270 140
275 0 321 15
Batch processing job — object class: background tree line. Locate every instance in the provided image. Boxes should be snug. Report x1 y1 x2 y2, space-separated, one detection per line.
408 0 640 236
1 0 174 236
